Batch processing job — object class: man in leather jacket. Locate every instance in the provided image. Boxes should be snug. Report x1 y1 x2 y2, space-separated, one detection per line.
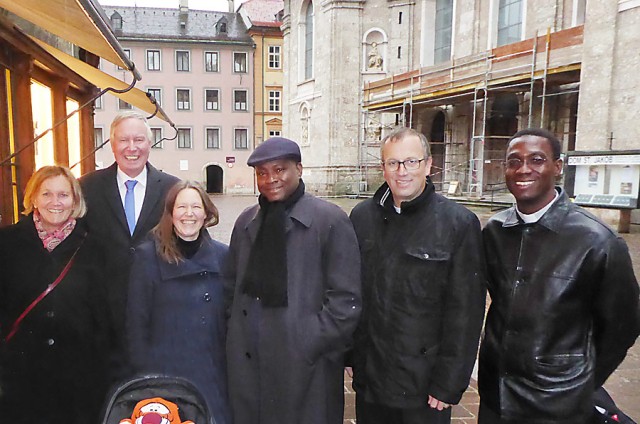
348 127 487 424
479 128 640 424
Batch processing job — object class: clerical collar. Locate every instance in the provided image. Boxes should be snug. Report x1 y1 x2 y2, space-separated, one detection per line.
516 189 559 224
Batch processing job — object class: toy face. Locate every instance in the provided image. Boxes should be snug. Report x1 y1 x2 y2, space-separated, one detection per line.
136 401 172 424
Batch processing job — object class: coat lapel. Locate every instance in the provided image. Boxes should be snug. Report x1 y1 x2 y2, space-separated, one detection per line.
103 163 130 235
134 164 162 239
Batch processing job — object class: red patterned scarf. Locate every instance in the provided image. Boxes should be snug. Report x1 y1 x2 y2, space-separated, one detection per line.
33 210 76 252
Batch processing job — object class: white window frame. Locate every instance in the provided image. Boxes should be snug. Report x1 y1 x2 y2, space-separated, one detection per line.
205 127 221 149
176 50 191 72
268 45 281 69
94 127 104 149
234 128 249 150
177 127 193 149
233 52 248 73
146 49 161 71
268 90 281 112
204 51 220 72
233 89 248 111
150 127 164 149
176 88 191 111
147 87 162 107
269 130 282 137
204 88 221 111
117 48 131 70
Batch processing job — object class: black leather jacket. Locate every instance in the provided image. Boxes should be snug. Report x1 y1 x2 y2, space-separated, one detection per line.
479 189 640 423
349 181 486 408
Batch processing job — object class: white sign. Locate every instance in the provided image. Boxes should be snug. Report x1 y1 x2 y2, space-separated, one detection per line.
567 155 640 166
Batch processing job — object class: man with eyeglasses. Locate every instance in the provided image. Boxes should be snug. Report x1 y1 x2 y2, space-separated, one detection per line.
348 127 486 423
478 128 640 423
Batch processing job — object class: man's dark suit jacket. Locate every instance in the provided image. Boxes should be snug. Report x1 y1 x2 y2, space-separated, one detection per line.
80 162 179 340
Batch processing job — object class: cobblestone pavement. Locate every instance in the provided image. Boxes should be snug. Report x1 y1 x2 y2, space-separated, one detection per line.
209 194 640 423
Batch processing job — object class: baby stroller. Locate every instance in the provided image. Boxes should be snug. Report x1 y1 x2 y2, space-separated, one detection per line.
101 375 217 424
592 387 636 424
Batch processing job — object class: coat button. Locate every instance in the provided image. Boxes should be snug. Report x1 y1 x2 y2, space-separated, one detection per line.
129 247 136 253
46 311 55 318
200 271 208 276
47 338 55 346
203 292 211 302
242 309 248 316
420 347 428 355
245 352 251 359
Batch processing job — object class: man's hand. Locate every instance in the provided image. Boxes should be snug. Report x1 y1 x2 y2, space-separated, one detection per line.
427 395 451 411
345 367 354 378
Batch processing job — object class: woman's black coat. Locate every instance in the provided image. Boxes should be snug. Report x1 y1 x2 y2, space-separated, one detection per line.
0 215 113 423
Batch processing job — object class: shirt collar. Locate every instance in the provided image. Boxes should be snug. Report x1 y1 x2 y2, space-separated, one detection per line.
116 165 147 188
515 188 560 224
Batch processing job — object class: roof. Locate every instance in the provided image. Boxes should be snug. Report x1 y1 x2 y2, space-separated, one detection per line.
101 5 253 45
237 0 283 25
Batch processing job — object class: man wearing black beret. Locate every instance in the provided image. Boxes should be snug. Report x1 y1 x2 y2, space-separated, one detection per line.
224 137 362 424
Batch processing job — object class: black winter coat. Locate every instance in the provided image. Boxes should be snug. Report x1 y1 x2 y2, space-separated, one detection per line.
349 181 486 408
480 189 640 423
126 234 231 423
0 215 112 423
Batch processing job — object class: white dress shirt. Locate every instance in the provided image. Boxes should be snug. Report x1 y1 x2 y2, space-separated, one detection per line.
116 166 148 224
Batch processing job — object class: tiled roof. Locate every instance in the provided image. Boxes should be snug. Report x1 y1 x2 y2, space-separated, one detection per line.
238 0 283 24
101 5 253 45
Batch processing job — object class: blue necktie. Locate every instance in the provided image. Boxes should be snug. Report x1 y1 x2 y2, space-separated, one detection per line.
124 180 137 235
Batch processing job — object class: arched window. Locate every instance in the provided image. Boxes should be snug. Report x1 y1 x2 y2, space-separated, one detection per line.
304 1 314 80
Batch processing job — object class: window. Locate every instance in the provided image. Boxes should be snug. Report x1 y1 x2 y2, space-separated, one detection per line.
234 90 248 111
94 128 103 149
304 2 314 80
117 48 131 70
147 88 162 107
151 127 163 149
234 129 248 149
399 11 403 24
205 89 220 111
268 46 281 69
147 50 161 71
233 52 247 73
176 89 191 110
94 95 103 110
111 12 122 30
118 99 132 110
177 128 192 148
206 128 221 149
269 130 281 137
497 0 523 46
268 90 281 112
205 51 219 72
434 0 453 64
397 46 402 59
176 50 190 72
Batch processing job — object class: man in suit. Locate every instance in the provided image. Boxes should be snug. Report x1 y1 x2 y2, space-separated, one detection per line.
80 111 179 376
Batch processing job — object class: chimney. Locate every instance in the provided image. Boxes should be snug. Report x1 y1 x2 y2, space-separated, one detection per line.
179 0 188 29
228 0 234 13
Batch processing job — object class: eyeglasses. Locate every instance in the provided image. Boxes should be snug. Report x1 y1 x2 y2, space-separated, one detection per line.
504 156 548 170
382 158 426 172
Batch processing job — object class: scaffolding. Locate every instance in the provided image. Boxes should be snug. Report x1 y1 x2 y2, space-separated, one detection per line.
360 25 584 197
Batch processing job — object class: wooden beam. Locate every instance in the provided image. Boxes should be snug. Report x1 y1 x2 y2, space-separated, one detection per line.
51 77 70 166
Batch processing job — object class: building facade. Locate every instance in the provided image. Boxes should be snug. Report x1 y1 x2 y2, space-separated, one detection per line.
95 2 256 194
238 0 285 150
282 0 640 197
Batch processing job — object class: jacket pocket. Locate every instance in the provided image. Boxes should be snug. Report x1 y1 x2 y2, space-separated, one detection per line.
398 248 450 300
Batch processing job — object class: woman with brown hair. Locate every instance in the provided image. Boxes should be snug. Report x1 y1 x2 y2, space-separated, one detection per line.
0 165 112 423
125 180 230 423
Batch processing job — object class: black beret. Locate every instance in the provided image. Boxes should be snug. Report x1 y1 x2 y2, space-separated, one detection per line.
247 137 301 166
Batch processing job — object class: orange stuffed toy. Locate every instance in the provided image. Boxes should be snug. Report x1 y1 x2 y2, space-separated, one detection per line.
119 397 195 424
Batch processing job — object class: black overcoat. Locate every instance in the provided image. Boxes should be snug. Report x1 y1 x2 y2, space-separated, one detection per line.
0 216 112 422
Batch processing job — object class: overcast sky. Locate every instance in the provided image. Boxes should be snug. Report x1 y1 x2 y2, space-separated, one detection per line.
97 0 235 12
